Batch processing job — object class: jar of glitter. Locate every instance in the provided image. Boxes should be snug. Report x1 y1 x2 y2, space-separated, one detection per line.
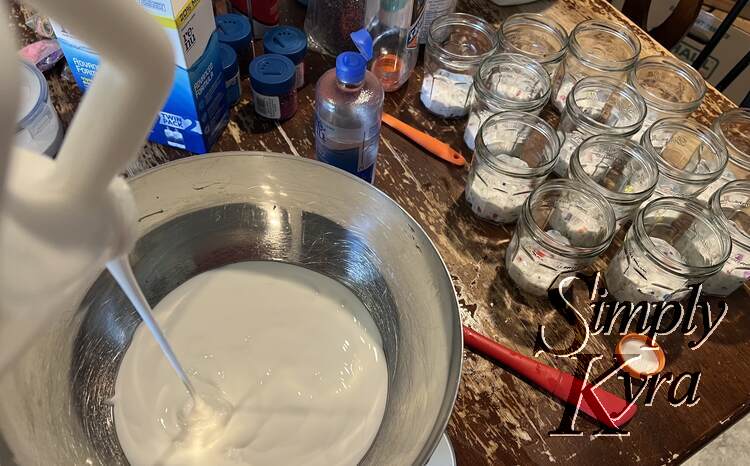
263 26 308 89
216 13 254 75
506 179 616 296
463 53 550 150
555 76 646 176
703 181 750 297
421 13 498 118
641 118 727 199
220 44 241 107
606 197 731 302
628 55 706 141
498 13 569 77
249 54 298 120
550 19 640 112
466 111 560 224
568 135 658 228
700 108 750 202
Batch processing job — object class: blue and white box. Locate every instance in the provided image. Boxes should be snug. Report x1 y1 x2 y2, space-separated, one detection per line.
52 0 229 154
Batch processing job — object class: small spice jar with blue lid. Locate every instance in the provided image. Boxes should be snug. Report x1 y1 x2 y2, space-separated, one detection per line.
216 13 253 75
219 43 241 107
250 54 298 120
263 26 308 89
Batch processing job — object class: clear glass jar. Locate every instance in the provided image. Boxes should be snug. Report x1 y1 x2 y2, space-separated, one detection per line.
421 13 498 118
550 19 640 112
628 55 706 141
702 181 750 297
606 197 731 302
506 179 616 296
568 135 659 228
498 13 569 78
466 111 561 224
555 76 646 176
641 118 728 199
700 108 750 202
463 53 551 150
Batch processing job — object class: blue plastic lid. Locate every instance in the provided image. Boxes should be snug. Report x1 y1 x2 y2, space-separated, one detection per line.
336 29 373 85
216 14 252 51
263 26 307 65
249 54 296 95
219 44 239 79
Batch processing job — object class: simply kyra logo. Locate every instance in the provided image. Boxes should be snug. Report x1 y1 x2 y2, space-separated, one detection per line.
536 272 727 437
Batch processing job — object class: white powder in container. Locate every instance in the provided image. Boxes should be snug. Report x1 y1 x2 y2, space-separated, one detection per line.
465 154 533 224
420 70 473 118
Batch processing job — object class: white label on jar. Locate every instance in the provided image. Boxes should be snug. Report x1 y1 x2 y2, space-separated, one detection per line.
252 90 281 119
295 63 304 89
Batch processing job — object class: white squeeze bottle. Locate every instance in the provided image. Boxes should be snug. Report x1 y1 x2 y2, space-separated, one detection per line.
314 29 384 183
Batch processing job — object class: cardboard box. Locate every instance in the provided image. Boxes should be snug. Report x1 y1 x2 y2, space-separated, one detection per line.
52 0 229 154
671 8 750 105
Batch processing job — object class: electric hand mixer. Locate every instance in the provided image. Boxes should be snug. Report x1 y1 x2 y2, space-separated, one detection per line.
0 0 174 376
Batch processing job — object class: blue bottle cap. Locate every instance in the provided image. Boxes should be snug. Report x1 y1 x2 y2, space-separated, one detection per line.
216 14 252 51
219 44 239 80
249 54 296 95
335 29 373 85
263 26 307 65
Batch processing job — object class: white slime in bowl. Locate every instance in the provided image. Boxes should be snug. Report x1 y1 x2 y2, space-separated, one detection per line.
113 261 388 466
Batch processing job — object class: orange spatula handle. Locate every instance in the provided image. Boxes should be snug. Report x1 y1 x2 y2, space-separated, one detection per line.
382 113 465 166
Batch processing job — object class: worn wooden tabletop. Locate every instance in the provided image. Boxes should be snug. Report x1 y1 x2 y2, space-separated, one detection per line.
11 0 750 464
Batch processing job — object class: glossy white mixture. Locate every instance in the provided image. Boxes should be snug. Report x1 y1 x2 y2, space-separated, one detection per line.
113 261 388 466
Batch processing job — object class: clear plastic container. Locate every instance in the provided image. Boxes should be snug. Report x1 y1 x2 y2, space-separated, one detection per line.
702 181 750 296
315 30 385 183
568 135 658 228
641 118 728 199
369 0 425 91
421 13 498 118
465 111 560 224
15 60 63 156
463 53 550 150
700 108 750 202
628 55 706 141
506 179 616 296
550 19 640 112
555 76 646 175
497 13 569 77
606 197 731 302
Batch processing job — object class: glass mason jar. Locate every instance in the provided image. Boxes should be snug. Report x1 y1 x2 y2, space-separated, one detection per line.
606 197 731 302
568 135 659 228
628 55 706 141
506 179 616 296
555 76 647 176
702 181 750 297
466 111 561 224
421 13 498 118
497 13 569 77
700 108 750 202
550 19 640 112
463 53 551 150
641 118 728 199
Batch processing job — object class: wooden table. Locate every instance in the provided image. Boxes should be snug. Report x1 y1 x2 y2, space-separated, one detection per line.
12 0 750 464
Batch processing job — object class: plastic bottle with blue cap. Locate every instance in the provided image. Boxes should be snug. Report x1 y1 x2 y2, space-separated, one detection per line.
314 30 384 183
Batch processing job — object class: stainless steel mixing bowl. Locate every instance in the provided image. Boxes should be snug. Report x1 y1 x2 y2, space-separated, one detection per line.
0 153 463 465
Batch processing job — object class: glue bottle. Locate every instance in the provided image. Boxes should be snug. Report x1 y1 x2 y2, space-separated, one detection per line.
314 30 384 183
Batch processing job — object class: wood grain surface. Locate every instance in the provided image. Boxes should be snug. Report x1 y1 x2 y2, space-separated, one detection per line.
10 0 750 464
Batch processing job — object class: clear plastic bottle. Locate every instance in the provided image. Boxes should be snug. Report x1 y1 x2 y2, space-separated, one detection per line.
369 0 426 91
315 30 385 183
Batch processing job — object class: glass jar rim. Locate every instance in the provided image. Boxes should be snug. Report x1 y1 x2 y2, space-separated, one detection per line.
427 13 499 64
566 76 647 135
474 53 551 110
628 55 706 112
713 108 750 171
520 179 616 258
569 19 641 71
498 13 569 65
569 135 659 203
475 110 561 177
641 117 728 184
633 196 732 278
710 180 750 250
